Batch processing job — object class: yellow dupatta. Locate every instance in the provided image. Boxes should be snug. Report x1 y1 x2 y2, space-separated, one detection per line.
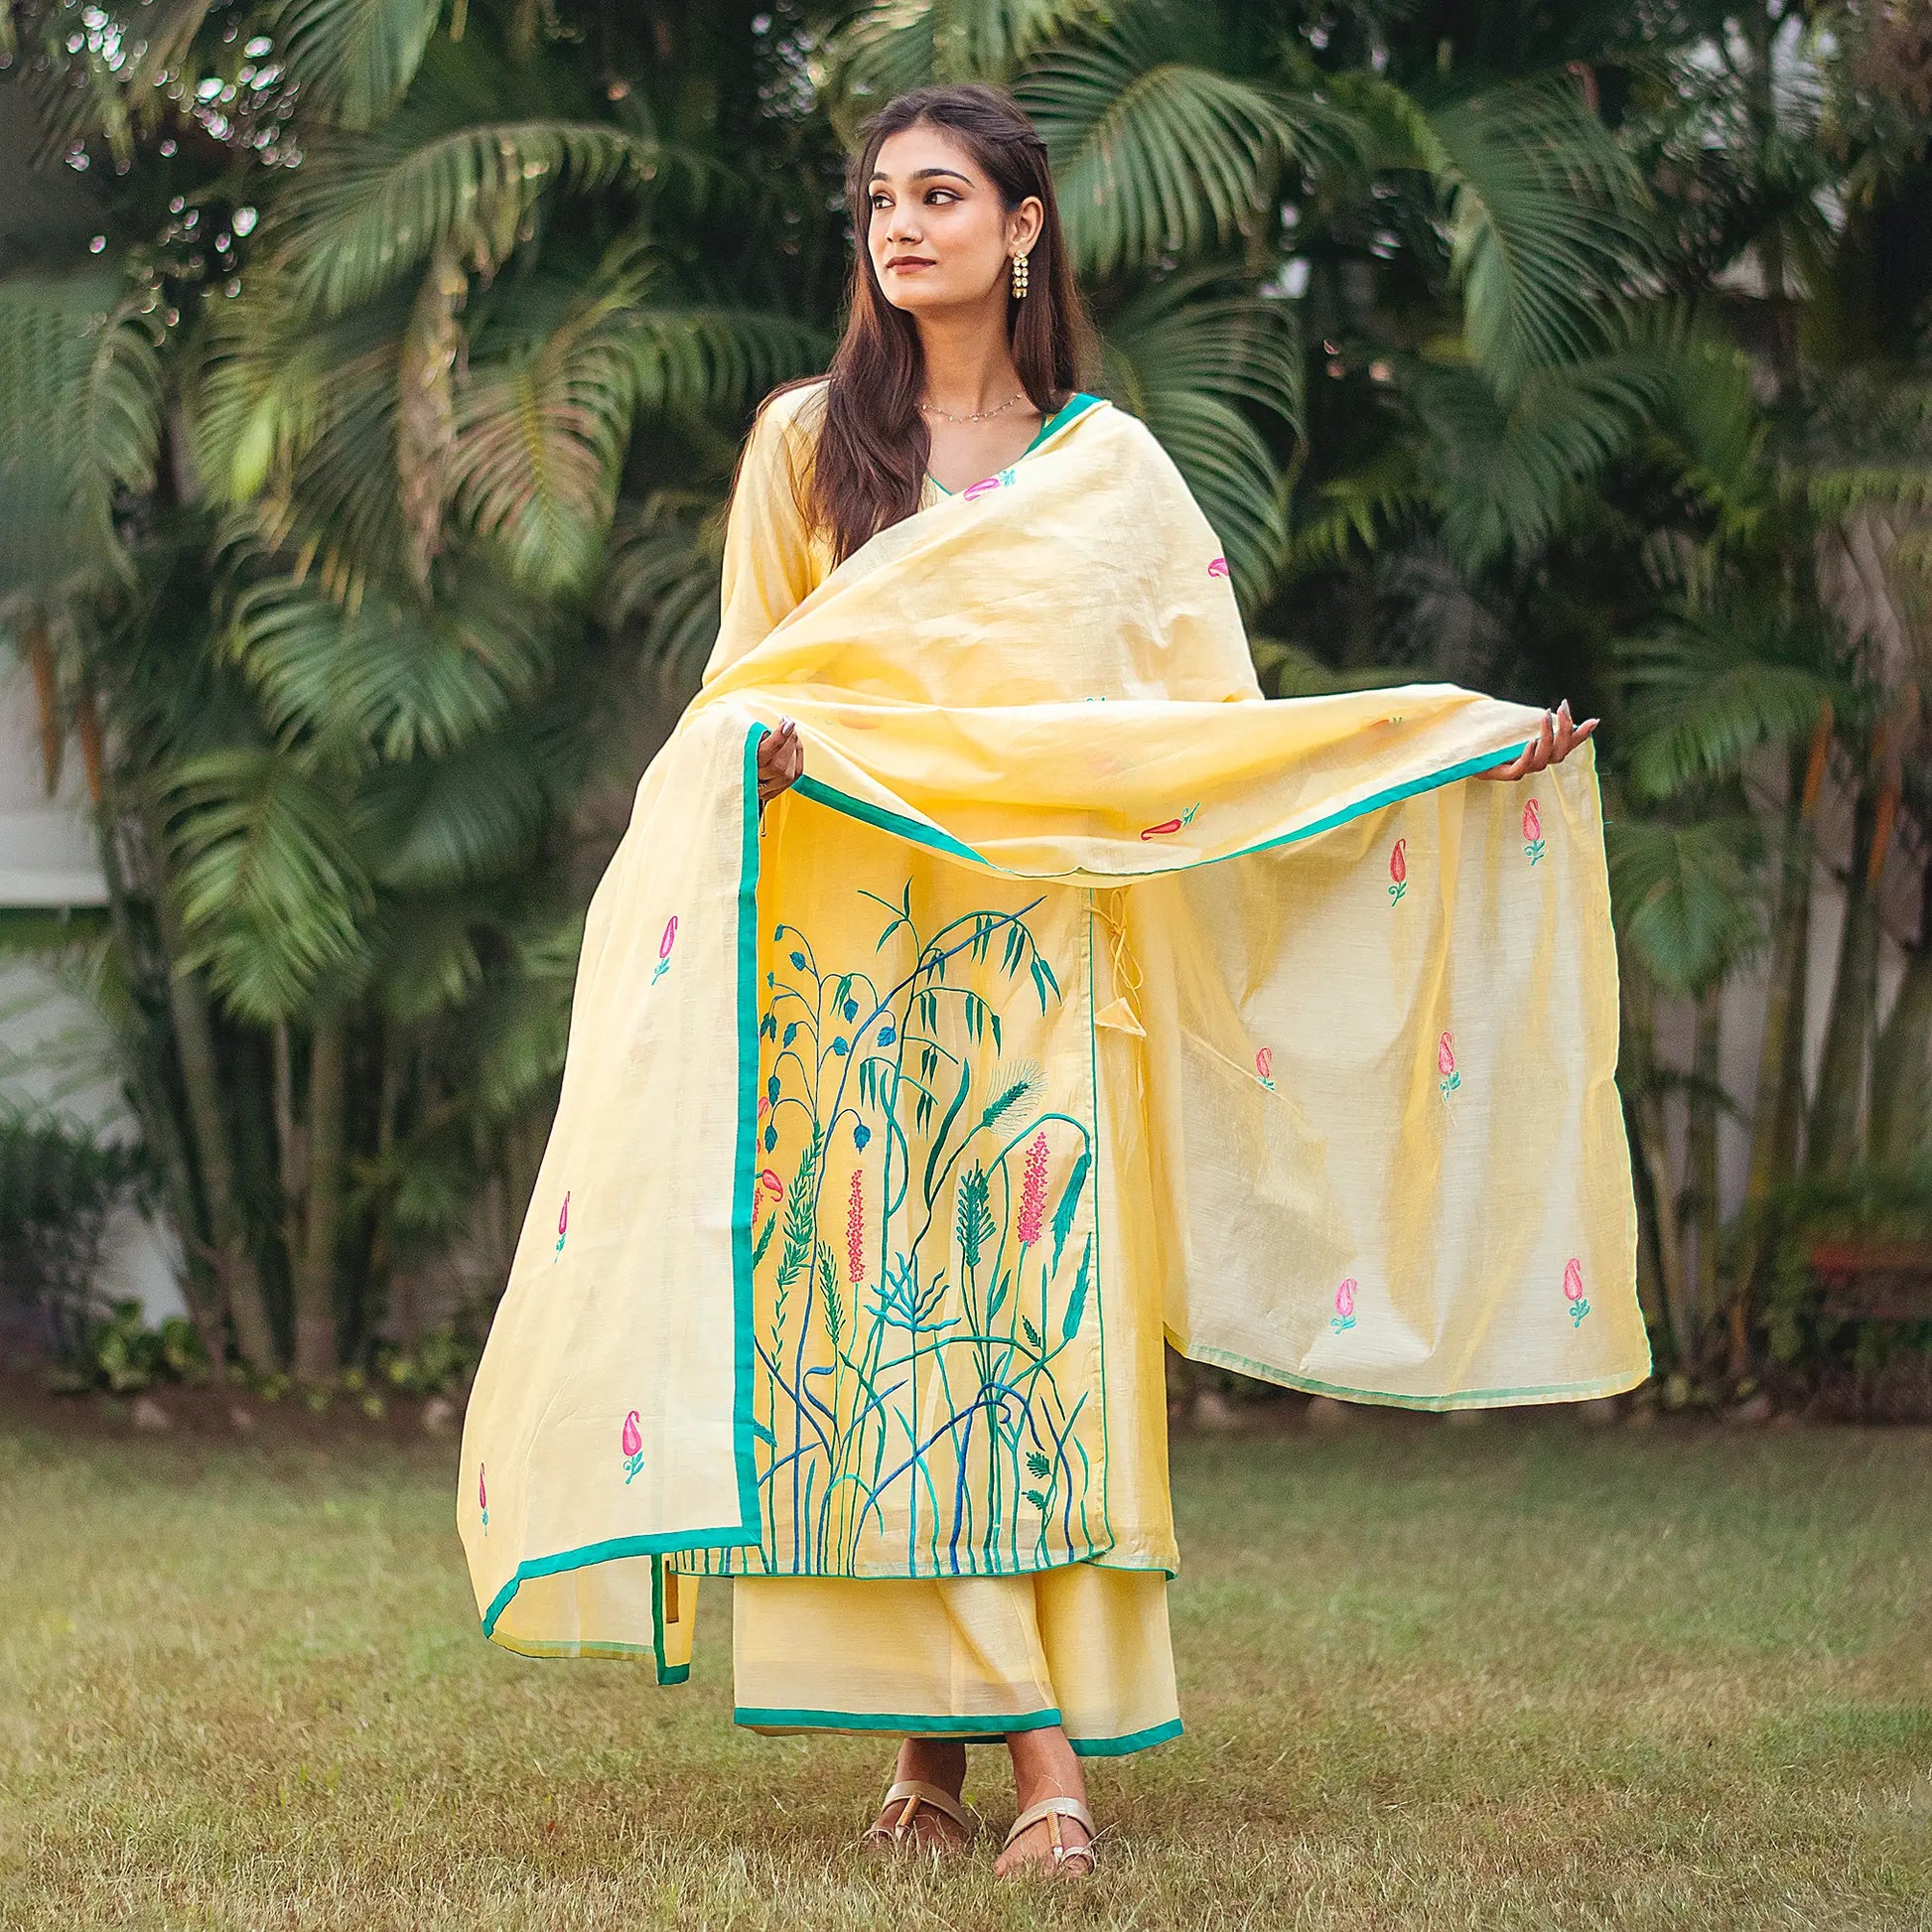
458 388 1649 1672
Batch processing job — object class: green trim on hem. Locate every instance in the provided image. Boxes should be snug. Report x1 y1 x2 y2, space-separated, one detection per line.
1070 1719 1183 1757
1185 1343 1654 1412
786 737 1540 885
482 720 774 1652
735 1706 1064 1736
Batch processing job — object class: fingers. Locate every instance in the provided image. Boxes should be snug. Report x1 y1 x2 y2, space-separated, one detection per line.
757 717 804 802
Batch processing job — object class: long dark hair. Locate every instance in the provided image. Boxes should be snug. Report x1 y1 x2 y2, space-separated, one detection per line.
762 84 1095 566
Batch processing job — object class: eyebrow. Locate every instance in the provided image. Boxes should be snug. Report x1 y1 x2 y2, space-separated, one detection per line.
869 167 973 186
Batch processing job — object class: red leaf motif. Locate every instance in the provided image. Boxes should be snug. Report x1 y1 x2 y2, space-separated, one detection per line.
1564 1257 1585 1303
621 1410 642 1459
1523 798 1541 843
1390 838 1407 885
1438 1032 1456 1077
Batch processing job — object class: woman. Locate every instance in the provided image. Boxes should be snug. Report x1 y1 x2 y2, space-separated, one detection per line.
458 83 1643 1881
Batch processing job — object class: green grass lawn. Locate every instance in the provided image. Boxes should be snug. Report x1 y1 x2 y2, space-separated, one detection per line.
3 1405 1929 1930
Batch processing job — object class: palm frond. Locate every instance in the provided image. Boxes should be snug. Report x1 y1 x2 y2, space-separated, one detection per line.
1349 72 1656 393
160 749 375 1020
268 0 448 132
1608 811 1766 997
1019 0 1362 276
837 0 1102 104
218 565 558 765
268 118 658 316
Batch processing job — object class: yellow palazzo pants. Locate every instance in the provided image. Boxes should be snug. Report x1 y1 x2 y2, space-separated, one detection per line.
732 1565 1181 1754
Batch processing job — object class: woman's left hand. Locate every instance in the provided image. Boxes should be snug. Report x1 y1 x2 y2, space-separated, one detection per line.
1476 698 1597 780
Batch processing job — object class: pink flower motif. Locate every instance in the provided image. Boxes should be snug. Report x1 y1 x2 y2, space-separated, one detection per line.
1017 1132 1049 1247
479 1463 487 1515
554 1188 570 1257
1390 839 1407 886
846 1170 865 1285
1207 556 1231 578
621 1410 643 1459
651 915 678 984
1523 799 1541 844
1563 1255 1590 1327
1438 1032 1456 1078
1335 1278 1355 1318
759 1167 783 1202
963 472 1013 500
1255 1046 1273 1082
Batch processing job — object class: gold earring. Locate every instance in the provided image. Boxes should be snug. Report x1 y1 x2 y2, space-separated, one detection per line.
1011 250 1030 300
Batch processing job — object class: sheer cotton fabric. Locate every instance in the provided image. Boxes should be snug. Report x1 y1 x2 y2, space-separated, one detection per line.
458 384 1649 1684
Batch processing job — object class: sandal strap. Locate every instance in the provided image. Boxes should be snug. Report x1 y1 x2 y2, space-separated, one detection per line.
1003 1794 1096 1853
874 1778 972 1836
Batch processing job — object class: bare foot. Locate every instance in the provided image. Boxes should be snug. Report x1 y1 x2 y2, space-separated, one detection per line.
995 1725 1095 1878
863 1736 972 1858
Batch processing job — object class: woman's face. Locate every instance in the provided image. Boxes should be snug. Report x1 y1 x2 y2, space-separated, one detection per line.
866 124 1042 318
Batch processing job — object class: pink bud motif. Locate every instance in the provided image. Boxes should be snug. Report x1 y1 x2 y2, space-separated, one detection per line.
1522 797 1545 867
621 1408 645 1484
1563 1256 1589 1327
759 1168 783 1203
1388 837 1408 904
1255 1046 1276 1092
554 1188 570 1259
479 1463 488 1534
963 469 1016 500
651 914 679 984
1206 556 1231 579
1330 1277 1357 1333
1438 1031 1461 1101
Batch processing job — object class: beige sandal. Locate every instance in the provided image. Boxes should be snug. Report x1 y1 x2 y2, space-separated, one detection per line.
861 1778 975 1855
1002 1794 1098 1875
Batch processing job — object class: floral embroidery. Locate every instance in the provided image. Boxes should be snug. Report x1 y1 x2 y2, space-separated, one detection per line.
1522 799 1545 867
554 1188 569 1260
1017 1132 1050 1247
1330 1278 1357 1333
963 468 1017 500
731 880 1097 1577
652 914 679 984
621 1409 644 1484
1438 1032 1460 1102
1206 556 1231 579
1564 1256 1590 1327
479 1463 488 1535
1255 1046 1276 1091
1140 802 1201 841
1389 838 1408 904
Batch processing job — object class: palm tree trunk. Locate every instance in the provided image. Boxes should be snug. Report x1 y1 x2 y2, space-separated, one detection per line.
1623 974 1693 1361
291 1010 347 1382
1727 720 1829 1373
1689 984 1722 1344
137 799 281 1372
1808 778 1891 1173
1869 847 1932 1163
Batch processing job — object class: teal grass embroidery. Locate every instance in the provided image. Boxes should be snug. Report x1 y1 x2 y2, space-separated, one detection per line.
726 880 1101 1578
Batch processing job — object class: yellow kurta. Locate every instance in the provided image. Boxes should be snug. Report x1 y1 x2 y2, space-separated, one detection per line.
455 380 1650 1751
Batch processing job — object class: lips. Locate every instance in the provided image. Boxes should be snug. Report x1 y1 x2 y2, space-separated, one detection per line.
887 257 935 271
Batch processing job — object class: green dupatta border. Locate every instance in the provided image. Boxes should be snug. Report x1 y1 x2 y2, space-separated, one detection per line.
478 720 768 1673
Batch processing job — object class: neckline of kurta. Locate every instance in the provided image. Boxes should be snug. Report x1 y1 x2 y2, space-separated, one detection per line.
924 391 1104 497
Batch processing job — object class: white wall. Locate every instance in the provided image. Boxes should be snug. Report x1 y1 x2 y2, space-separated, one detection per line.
0 651 186 1323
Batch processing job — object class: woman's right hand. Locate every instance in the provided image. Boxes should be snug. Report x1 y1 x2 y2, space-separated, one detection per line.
758 717 804 803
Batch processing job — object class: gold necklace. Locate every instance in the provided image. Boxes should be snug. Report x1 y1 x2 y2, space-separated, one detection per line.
918 389 1027 425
